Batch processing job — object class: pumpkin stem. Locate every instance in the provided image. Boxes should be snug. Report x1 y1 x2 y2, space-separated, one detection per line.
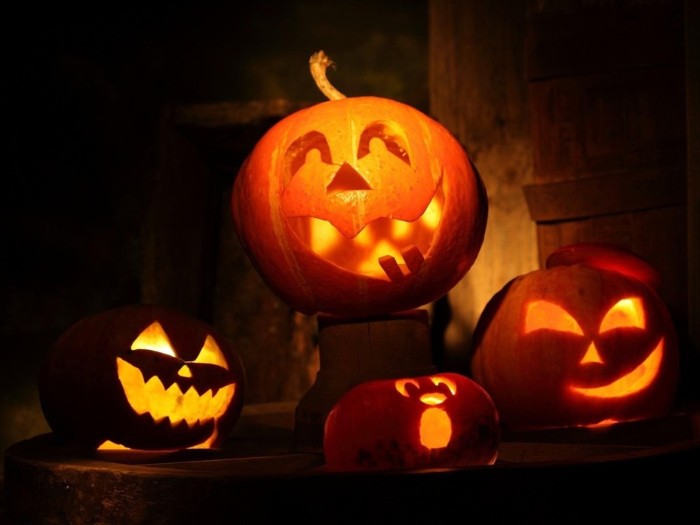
309 50 346 101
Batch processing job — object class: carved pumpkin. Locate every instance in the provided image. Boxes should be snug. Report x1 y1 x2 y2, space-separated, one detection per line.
323 372 500 471
39 304 246 451
231 51 487 317
469 243 680 431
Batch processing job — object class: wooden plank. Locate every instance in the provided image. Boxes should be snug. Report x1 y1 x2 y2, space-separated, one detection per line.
523 166 686 222
529 65 687 181
429 0 538 369
525 0 685 81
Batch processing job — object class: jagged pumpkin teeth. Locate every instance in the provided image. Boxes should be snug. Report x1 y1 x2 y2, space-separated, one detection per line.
39 304 246 451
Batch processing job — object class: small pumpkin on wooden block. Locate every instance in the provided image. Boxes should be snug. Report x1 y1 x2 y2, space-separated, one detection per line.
231 50 487 318
323 372 500 471
39 304 246 451
469 243 680 431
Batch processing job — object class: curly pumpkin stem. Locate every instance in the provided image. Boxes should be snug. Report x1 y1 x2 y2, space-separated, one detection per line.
309 50 346 101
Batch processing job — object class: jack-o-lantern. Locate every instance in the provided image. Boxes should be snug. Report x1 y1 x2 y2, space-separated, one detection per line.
231 51 487 317
469 243 680 431
323 372 500 471
39 304 246 451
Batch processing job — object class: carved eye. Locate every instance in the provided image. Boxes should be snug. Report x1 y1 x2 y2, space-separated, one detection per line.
191 335 229 370
599 297 645 333
430 375 457 395
130 322 176 357
395 378 420 397
285 131 332 182
358 121 411 165
524 300 584 335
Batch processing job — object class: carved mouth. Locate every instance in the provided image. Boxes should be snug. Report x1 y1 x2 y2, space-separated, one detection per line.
116 358 236 428
287 183 444 281
569 339 664 398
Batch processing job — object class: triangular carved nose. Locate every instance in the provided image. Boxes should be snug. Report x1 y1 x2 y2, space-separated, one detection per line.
580 342 604 365
326 162 372 195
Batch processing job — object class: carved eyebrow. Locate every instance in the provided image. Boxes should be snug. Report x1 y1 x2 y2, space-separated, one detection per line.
524 300 584 335
395 378 420 397
599 297 645 333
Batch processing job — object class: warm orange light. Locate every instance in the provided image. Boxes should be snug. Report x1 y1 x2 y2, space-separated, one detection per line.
419 407 452 449
116 358 236 427
300 190 443 281
107 324 238 450
570 339 664 398
395 378 420 397
430 375 457 394
192 335 230 370
524 300 584 335
131 321 176 356
599 297 645 333
395 374 457 399
420 393 447 405
285 129 445 282
579 342 604 364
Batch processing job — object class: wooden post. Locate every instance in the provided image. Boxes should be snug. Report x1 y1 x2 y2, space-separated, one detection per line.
294 309 436 453
428 0 537 370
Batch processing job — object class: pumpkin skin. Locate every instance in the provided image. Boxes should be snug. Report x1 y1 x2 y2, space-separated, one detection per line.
39 304 246 451
231 95 487 317
469 244 679 431
323 372 500 471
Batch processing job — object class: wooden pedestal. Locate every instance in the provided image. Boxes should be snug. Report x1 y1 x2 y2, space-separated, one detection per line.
294 309 436 453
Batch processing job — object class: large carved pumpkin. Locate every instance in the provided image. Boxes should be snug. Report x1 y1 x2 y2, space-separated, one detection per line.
469 243 680 431
323 372 500 471
39 304 246 451
231 51 487 317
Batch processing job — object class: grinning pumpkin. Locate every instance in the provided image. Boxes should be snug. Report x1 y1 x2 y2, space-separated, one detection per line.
39 304 246 451
469 243 680 431
231 51 487 318
323 372 500 471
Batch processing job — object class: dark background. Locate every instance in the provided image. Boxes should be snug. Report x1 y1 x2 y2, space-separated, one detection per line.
1 0 697 498
1 0 428 469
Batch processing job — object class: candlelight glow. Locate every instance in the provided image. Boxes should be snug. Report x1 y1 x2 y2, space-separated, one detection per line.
524 300 584 335
419 407 452 449
294 185 443 280
599 297 645 332
570 339 664 398
131 321 176 356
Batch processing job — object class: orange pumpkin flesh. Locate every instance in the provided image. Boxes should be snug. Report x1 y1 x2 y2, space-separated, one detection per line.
231 52 487 318
39 305 246 451
323 372 500 471
470 246 679 431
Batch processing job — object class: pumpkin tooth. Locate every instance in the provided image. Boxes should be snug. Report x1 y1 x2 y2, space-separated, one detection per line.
378 255 404 282
212 384 236 418
402 245 424 273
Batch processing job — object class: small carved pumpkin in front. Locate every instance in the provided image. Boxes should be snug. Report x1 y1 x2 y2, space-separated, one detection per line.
39 304 246 451
469 243 680 431
323 372 500 471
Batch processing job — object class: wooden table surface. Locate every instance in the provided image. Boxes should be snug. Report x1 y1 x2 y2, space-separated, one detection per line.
3 401 700 524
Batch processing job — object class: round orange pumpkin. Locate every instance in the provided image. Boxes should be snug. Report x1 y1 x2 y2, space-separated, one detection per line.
231 51 487 318
323 372 500 471
469 243 680 431
39 304 246 451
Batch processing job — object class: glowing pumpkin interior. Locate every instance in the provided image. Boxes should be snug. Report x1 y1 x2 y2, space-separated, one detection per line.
99 321 237 450
524 296 663 425
281 125 443 282
395 375 457 449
